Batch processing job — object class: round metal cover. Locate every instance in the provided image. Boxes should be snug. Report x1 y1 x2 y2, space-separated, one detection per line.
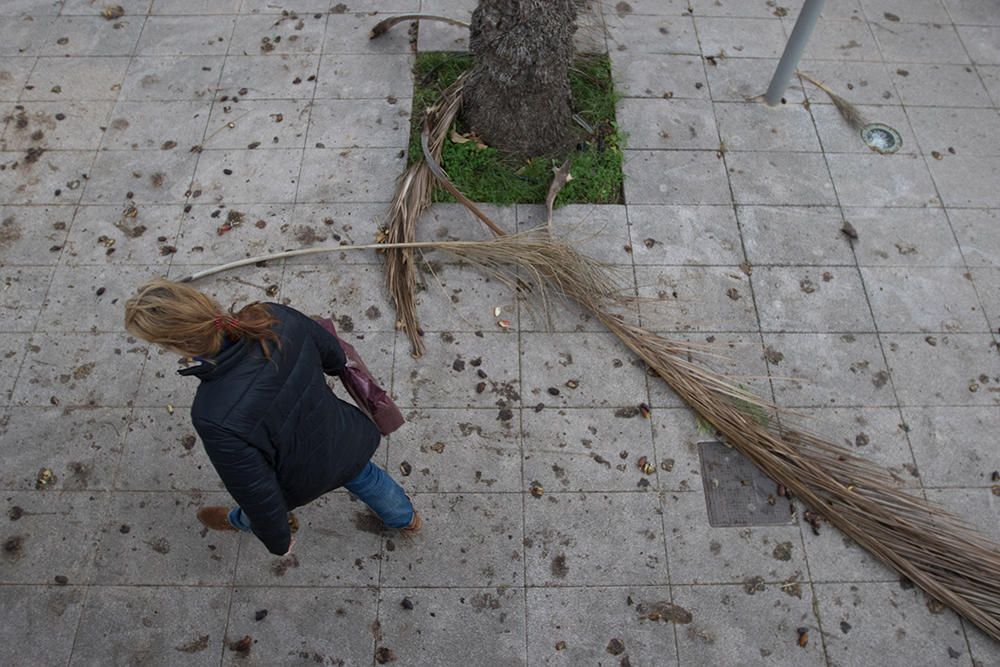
861 123 902 154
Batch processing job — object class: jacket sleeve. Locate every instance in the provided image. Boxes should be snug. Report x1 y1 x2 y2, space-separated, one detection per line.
302 313 348 376
193 418 291 555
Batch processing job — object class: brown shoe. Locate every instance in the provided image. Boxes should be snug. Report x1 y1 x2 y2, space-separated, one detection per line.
197 506 238 532
400 510 422 535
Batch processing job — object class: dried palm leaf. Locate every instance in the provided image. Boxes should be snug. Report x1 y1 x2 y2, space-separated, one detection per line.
414 142 1000 642
797 70 869 131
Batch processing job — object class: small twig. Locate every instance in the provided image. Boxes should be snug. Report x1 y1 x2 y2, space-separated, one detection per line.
369 14 469 39
544 160 573 230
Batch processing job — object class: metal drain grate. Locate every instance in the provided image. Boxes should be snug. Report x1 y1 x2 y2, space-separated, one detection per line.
698 441 794 527
861 123 902 154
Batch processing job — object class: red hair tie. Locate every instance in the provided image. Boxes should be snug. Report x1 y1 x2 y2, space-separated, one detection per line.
213 315 225 330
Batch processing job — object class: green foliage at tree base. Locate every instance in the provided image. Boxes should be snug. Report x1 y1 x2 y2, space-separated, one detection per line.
409 52 625 206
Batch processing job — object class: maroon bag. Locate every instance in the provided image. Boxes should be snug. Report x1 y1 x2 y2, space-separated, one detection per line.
314 317 405 435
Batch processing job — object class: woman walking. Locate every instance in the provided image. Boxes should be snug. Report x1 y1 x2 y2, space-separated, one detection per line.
124 279 419 556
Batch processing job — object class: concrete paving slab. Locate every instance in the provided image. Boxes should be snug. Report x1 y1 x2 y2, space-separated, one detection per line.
628 204 744 266
40 264 162 332
387 407 521 492
224 586 378 666
0 265 51 332
815 582 973 667
296 147 405 202
752 265 875 332
102 100 212 151
927 155 1000 207
970 267 1000 330
524 491 667 586
62 204 182 266
902 406 1000 487
726 151 837 206
0 150 95 206
617 97 719 150
520 332 647 408
889 63 993 107
0 407 127 491
714 100 820 152
671 584 825 667
844 206 964 267
612 53 711 100
190 147 302 204
118 407 224 492
0 585 85 667
230 12 326 56
1 100 116 151
307 97 412 148
0 490 106 585
606 13 699 55
948 208 1000 267
882 333 999 406
201 98 310 151
380 492 524 587
706 57 806 103
315 53 413 99
695 17 788 59
826 152 939 207
14 332 145 407
82 149 198 205
119 55 224 102
2 3 999 663
861 266 990 332
522 406 656 493
763 332 895 408
395 331 518 408
71 586 231 667
92 491 239 585
738 205 854 266
794 18 881 62
378 587 526 667
135 15 236 57
235 492 383 586
663 491 806 585
525 586 679 666
173 202 295 263
636 265 758 332
623 149 731 205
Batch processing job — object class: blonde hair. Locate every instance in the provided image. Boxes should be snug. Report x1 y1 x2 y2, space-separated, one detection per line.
124 278 280 359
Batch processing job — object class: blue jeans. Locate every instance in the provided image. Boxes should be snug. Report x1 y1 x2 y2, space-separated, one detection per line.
228 461 414 532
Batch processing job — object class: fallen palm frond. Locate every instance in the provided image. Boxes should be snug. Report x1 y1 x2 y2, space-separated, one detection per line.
407 121 1000 640
383 73 467 357
369 14 470 40
797 70 869 131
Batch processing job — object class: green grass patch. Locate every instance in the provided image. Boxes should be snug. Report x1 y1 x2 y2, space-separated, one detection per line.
409 52 624 206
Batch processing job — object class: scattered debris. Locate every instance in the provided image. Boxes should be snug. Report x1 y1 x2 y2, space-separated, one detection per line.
606 638 625 655
228 635 253 657
102 5 125 20
254 609 268 621
35 468 55 489
375 647 397 664
400 597 414 610
175 635 210 653
530 483 544 498
796 627 809 648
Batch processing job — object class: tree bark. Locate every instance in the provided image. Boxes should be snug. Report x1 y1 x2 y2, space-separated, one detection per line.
463 0 577 160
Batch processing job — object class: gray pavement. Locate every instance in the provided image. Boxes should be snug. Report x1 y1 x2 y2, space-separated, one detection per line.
1 0 999 665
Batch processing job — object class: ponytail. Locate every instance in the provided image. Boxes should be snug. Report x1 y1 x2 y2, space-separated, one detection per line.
124 278 281 359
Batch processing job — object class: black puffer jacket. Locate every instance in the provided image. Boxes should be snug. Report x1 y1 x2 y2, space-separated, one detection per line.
180 303 380 554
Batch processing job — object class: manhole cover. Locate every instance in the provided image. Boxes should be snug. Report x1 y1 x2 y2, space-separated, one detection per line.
698 441 793 527
861 122 902 154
